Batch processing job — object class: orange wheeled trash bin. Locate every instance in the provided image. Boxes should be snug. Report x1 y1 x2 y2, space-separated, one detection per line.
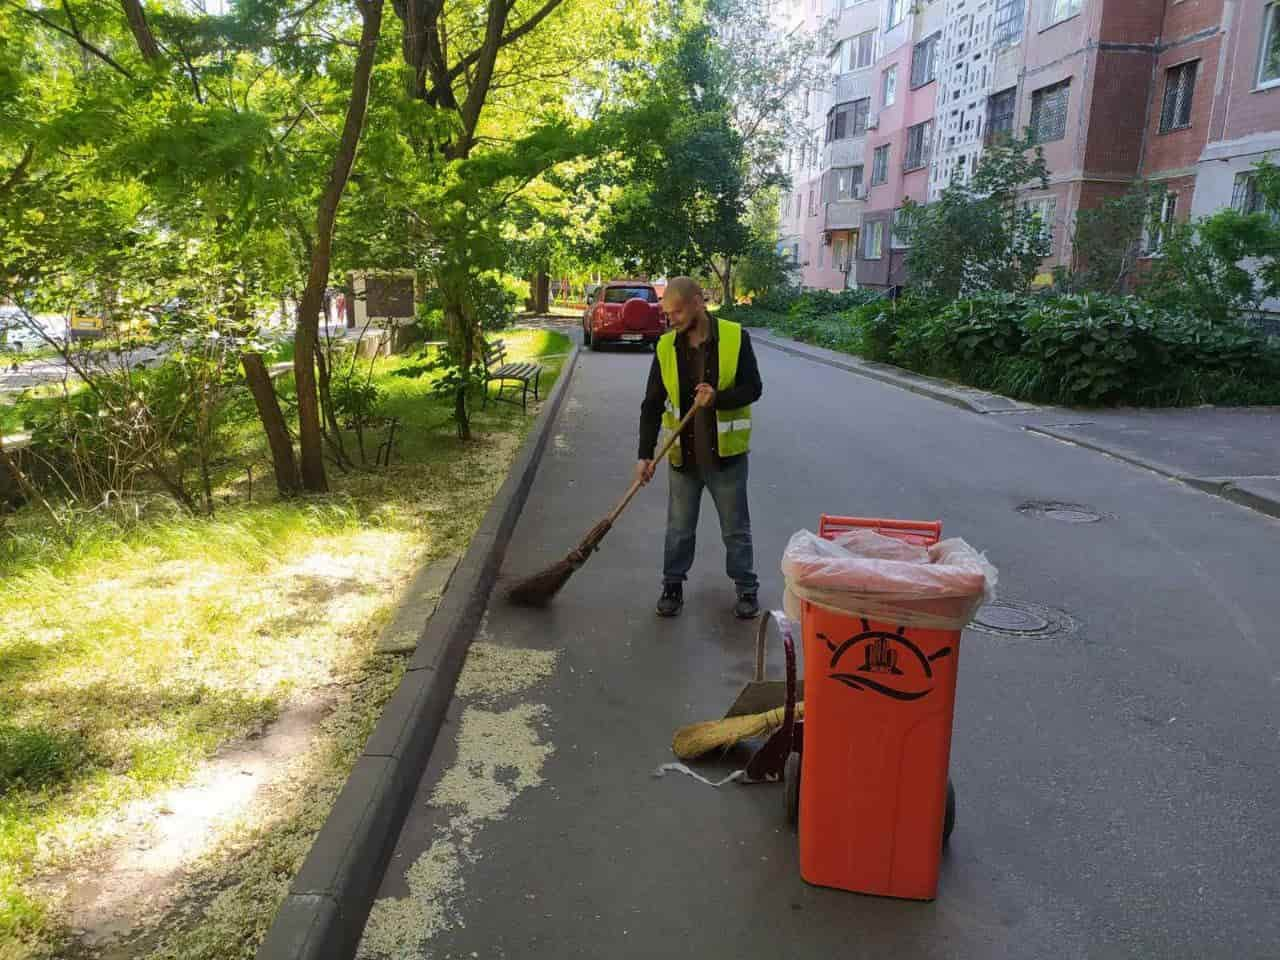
782 515 993 901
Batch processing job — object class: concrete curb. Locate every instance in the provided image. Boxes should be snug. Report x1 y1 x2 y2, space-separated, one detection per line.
1024 426 1280 520
256 346 580 960
751 330 1025 415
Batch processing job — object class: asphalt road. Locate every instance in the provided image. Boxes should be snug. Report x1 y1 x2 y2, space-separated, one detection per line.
359 332 1280 960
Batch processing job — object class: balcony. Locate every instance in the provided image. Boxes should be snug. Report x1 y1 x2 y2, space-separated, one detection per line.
832 71 873 105
823 137 866 171
825 199 864 231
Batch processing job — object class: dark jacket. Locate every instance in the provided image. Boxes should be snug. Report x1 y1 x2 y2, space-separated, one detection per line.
638 321 763 469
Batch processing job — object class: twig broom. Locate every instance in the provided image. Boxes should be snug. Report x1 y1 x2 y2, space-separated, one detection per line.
506 404 698 606
672 702 807 760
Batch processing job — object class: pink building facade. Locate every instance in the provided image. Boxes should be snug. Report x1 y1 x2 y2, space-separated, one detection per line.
778 0 1280 296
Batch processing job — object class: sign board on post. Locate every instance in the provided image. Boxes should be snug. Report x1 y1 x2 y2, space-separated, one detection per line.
350 271 417 355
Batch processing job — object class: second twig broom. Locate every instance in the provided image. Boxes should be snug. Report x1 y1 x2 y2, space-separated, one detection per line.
672 703 807 760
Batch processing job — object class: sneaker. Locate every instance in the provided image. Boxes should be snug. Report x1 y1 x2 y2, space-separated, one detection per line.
734 592 760 620
656 583 684 618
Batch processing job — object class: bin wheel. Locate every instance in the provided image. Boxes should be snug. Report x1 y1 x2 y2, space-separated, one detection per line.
784 751 801 828
943 780 956 848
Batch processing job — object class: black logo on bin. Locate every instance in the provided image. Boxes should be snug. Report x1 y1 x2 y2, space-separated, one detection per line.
821 619 951 702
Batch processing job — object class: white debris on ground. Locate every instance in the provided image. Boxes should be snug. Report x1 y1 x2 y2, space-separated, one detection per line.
357 642 560 959
454 639 559 703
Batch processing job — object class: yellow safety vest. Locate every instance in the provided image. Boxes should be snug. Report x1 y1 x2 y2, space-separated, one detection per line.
656 318 752 469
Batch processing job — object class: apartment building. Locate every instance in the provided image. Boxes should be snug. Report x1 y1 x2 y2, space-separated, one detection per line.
779 0 1280 293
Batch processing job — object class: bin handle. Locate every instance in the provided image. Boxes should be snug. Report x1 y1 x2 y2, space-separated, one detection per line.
754 613 769 682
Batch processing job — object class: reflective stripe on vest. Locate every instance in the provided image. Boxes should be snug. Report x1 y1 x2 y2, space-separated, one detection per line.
655 318 752 468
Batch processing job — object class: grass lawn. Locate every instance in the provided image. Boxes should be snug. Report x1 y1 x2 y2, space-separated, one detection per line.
0 328 570 960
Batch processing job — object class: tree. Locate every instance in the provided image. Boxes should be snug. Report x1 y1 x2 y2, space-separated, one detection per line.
379 0 647 438
703 0 826 301
292 0 385 492
1 0 397 501
1141 159 1280 324
899 137 1052 299
1068 184 1164 294
735 186 798 299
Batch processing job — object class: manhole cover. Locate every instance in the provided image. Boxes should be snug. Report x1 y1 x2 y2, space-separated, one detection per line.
970 600 1075 640
1018 500 1105 524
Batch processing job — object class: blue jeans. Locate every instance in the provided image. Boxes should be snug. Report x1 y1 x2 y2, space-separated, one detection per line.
663 455 758 595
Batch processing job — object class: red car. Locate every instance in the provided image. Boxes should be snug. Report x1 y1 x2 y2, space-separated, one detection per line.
582 281 667 351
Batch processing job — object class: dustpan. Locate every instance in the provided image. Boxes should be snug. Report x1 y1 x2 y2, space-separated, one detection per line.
725 612 805 718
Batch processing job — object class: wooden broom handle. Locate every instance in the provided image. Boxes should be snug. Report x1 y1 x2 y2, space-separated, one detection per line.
606 404 700 524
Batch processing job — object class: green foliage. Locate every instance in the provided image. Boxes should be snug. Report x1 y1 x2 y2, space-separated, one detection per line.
733 286 1280 407
751 287 802 313
899 137 1051 299
1068 184 1165 294
735 240 801 300
1137 159 1280 324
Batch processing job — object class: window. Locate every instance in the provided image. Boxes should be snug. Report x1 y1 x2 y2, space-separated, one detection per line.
1160 61 1198 133
986 87 1017 144
1046 0 1082 27
1029 80 1070 144
883 65 898 108
1145 192 1178 254
993 0 1025 46
830 166 865 201
1026 197 1058 245
1232 172 1269 214
603 286 659 303
864 220 885 259
808 189 817 216
891 208 911 248
887 0 908 29
904 120 933 170
856 30 876 69
833 237 847 271
792 243 800 264
825 98 871 142
911 33 940 88
871 144 890 185
853 98 870 135
833 31 876 73
1261 3 1280 86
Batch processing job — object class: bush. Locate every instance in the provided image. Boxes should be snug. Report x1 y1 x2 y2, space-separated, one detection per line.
751 287 800 314
718 304 784 328
1013 295 1280 405
921 292 1027 382
728 285 1280 408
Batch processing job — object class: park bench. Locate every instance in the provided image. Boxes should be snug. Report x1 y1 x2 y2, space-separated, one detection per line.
482 338 542 414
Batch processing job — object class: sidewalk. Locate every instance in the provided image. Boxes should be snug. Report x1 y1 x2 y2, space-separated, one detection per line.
752 329 1280 520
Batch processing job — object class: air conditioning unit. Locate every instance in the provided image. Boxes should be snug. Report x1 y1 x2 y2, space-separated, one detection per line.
867 113 880 130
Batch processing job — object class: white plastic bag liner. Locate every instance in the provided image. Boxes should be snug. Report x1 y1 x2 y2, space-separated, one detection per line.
782 529 997 630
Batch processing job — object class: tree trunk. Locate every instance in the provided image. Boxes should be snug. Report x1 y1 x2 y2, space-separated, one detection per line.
533 269 550 314
293 0 385 492
442 286 472 440
119 0 162 62
241 353 300 496
721 258 734 305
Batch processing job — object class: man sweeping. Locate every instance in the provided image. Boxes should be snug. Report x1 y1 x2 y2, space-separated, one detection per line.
636 277 763 619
